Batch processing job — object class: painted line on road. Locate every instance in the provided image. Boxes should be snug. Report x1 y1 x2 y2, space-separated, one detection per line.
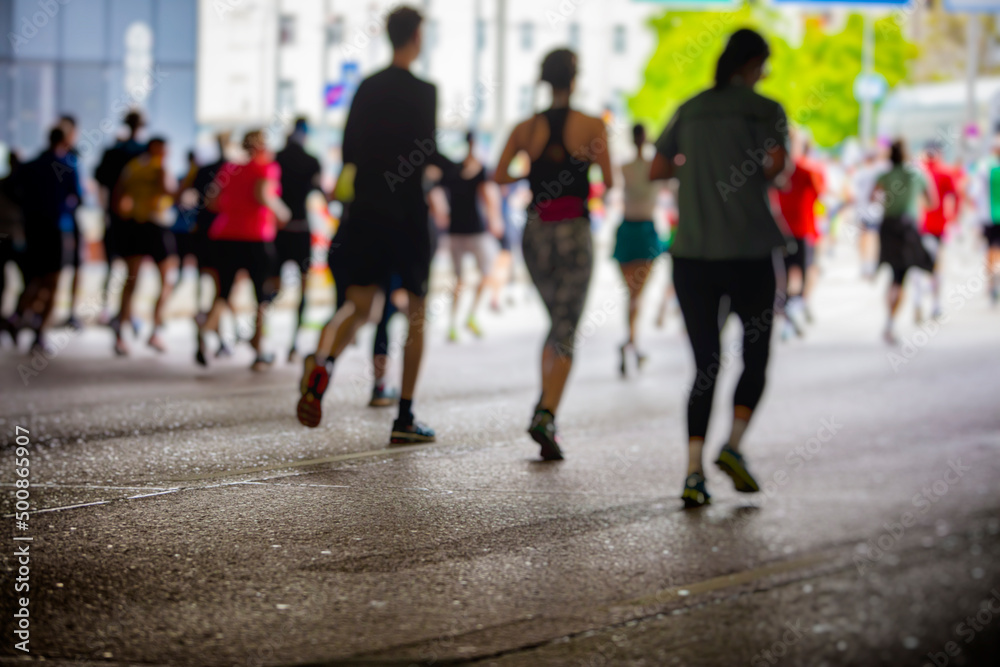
608 552 832 612
168 442 448 482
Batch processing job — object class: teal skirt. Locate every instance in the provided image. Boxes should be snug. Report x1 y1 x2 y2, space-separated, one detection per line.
613 220 664 264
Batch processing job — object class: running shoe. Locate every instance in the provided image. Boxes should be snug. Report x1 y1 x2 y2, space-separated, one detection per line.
448 327 459 343
528 408 564 461
287 346 299 364
930 307 943 321
681 471 711 509
715 445 760 493
635 349 648 372
251 353 275 372
147 332 167 354
619 344 628 378
296 355 329 428
466 318 483 338
369 384 400 407
216 342 233 359
57 316 82 331
390 419 436 445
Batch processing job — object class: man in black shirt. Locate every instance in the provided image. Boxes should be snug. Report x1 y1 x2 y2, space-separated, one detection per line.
276 117 323 361
297 5 441 444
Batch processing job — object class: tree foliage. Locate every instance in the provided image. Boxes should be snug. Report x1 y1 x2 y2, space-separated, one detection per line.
629 8 917 148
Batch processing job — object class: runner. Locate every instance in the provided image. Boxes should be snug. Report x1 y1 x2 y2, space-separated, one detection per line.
872 139 937 345
56 115 85 330
917 141 960 321
650 29 788 508
111 137 179 356
971 136 1000 305
442 130 502 342
775 133 825 339
12 128 81 353
276 117 323 361
0 152 25 341
613 122 666 375
201 130 290 371
494 48 613 461
95 111 147 318
297 6 444 444
185 133 233 363
850 148 888 280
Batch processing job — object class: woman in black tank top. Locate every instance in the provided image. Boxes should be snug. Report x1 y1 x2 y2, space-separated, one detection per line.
494 48 614 462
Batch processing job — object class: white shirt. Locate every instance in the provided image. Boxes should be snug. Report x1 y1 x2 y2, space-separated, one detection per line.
621 156 659 222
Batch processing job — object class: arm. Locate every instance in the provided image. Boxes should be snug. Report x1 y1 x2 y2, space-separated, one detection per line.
255 177 291 225
494 121 527 185
479 180 504 237
428 185 450 230
649 153 676 181
591 119 613 190
650 110 681 182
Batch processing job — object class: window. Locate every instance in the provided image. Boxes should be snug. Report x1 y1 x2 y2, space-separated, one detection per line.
520 22 533 51
613 25 626 54
124 22 154 103
327 17 344 46
277 80 295 115
519 85 534 116
476 19 486 51
569 23 580 50
279 15 296 46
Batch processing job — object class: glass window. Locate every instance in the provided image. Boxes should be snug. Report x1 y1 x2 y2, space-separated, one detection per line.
327 17 344 46
519 85 533 116
124 22 154 103
520 22 533 51
476 19 486 51
280 15 296 46
613 25 626 54
278 80 295 115
569 23 580 51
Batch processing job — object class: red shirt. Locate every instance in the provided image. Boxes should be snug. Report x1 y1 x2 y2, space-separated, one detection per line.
921 157 958 237
208 158 282 242
776 158 824 242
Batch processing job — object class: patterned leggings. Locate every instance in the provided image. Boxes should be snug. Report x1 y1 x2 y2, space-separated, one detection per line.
522 215 594 359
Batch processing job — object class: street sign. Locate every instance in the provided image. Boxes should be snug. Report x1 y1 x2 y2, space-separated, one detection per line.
854 72 888 103
945 0 1000 12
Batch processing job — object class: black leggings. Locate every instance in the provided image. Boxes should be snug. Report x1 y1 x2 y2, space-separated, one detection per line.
673 257 777 440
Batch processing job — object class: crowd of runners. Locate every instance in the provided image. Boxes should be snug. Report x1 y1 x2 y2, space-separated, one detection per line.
2 8 999 506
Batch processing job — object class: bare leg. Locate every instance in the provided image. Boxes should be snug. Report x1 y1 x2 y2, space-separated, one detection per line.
315 284 382 363
400 293 426 401
115 255 145 353
620 260 653 347
149 256 178 351
538 345 574 414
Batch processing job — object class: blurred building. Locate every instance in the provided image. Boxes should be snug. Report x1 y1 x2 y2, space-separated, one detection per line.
0 0 198 176
197 0 662 161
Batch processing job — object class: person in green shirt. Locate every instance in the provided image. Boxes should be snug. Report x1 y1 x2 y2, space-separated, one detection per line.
650 28 789 509
872 139 937 345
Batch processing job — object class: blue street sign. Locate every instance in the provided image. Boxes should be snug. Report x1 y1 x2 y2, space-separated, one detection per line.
854 72 888 103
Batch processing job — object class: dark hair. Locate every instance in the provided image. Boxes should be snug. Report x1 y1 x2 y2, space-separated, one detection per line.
632 123 646 146
124 110 144 130
147 136 167 148
924 140 942 156
889 139 906 166
714 29 770 89
293 116 309 134
465 130 475 146
387 6 423 50
48 127 66 150
187 150 197 162
540 48 577 90
60 114 77 128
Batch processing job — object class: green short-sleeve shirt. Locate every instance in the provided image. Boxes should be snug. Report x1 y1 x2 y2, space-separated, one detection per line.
654 85 789 261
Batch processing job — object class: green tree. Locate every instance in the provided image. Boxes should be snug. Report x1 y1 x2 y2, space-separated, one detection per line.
629 9 916 148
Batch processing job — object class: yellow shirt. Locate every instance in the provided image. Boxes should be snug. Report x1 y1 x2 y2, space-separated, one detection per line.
118 155 173 224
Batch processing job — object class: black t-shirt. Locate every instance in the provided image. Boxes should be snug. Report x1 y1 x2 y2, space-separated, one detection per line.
95 139 147 212
276 140 321 227
19 150 79 233
342 66 441 230
190 159 226 234
443 165 487 235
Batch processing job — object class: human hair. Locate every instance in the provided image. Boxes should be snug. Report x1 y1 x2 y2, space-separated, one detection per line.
59 114 77 128
48 127 66 150
242 130 266 154
714 28 770 89
632 123 646 147
889 139 906 166
387 6 423 50
465 130 475 146
124 110 145 131
148 136 167 147
540 48 577 90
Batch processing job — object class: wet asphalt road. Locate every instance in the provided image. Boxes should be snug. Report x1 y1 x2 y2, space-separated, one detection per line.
1 233 999 666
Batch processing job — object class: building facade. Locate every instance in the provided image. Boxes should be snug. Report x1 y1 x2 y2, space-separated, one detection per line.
0 0 197 176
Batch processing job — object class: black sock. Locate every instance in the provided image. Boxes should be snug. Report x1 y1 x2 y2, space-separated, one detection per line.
398 398 413 425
